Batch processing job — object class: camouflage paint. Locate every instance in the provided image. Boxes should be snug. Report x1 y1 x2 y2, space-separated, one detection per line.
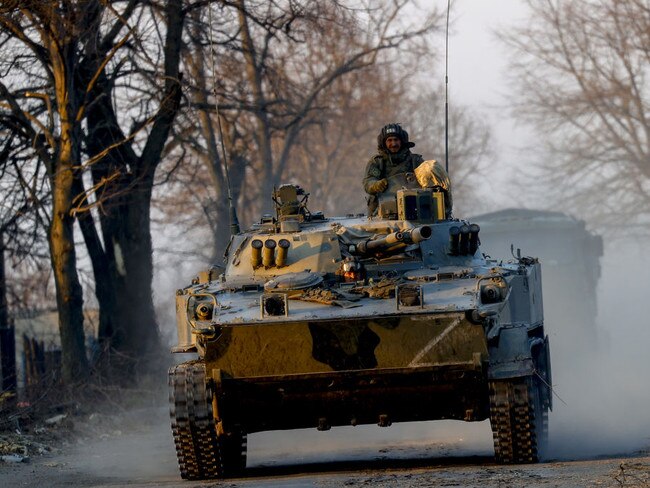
203 313 487 378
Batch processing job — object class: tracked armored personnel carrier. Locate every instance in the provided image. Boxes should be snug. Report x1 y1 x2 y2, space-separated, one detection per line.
169 179 552 479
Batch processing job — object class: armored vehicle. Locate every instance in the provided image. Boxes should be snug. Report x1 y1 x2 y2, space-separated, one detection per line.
169 178 552 480
472 209 602 340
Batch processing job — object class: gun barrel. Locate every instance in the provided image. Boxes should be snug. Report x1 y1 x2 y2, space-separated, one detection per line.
402 225 432 244
354 225 432 255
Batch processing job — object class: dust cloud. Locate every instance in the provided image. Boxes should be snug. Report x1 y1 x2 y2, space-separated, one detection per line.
547 238 650 459
73 408 178 481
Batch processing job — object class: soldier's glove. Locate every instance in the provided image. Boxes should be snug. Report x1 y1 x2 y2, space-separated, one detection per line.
368 178 388 193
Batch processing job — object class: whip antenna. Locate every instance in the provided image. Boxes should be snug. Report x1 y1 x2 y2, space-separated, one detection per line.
208 6 240 235
445 0 451 173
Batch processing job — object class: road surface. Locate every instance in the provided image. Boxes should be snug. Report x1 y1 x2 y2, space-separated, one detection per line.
2 406 649 487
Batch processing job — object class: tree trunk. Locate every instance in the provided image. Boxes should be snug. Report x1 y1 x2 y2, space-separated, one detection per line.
49 132 88 382
236 0 275 211
82 102 160 374
47 29 89 382
109 0 184 366
112 179 160 359
73 177 117 365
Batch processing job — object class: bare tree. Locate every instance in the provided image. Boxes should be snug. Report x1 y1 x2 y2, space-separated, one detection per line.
233 0 440 211
287 62 418 215
0 125 53 320
0 2 92 381
502 0 650 230
0 0 185 381
163 0 442 260
77 0 185 372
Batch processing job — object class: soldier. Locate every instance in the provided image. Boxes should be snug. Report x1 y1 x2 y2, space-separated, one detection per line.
363 123 424 215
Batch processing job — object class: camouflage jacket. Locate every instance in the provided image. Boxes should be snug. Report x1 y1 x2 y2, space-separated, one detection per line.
363 149 424 195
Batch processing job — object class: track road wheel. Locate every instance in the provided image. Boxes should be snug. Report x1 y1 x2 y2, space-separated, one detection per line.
169 360 247 479
489 376 548 464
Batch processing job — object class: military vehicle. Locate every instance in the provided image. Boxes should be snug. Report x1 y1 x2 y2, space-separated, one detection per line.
472 209 602 340
169 177 552 480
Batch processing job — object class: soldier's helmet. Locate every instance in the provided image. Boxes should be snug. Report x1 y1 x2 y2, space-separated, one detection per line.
377 123 415 151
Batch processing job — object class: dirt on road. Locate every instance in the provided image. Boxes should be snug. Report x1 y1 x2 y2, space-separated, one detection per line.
1 406 649 488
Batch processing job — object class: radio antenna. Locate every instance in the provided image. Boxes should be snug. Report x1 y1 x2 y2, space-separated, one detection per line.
444 0 451 173
208 6 240 235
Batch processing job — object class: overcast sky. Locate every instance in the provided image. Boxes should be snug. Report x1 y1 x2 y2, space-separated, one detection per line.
438 0 537 210
447 0 530 107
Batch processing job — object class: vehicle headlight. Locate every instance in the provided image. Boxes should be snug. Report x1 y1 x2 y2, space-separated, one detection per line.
479 278 507 304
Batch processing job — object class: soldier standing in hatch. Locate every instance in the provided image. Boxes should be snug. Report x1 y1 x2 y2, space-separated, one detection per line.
363 123 424 215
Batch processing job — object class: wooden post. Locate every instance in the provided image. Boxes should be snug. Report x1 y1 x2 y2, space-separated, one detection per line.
0 322 16 392
23 334 42 388
0 232 16 392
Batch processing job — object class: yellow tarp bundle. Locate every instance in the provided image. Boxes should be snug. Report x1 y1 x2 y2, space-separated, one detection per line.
414 160 453 214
